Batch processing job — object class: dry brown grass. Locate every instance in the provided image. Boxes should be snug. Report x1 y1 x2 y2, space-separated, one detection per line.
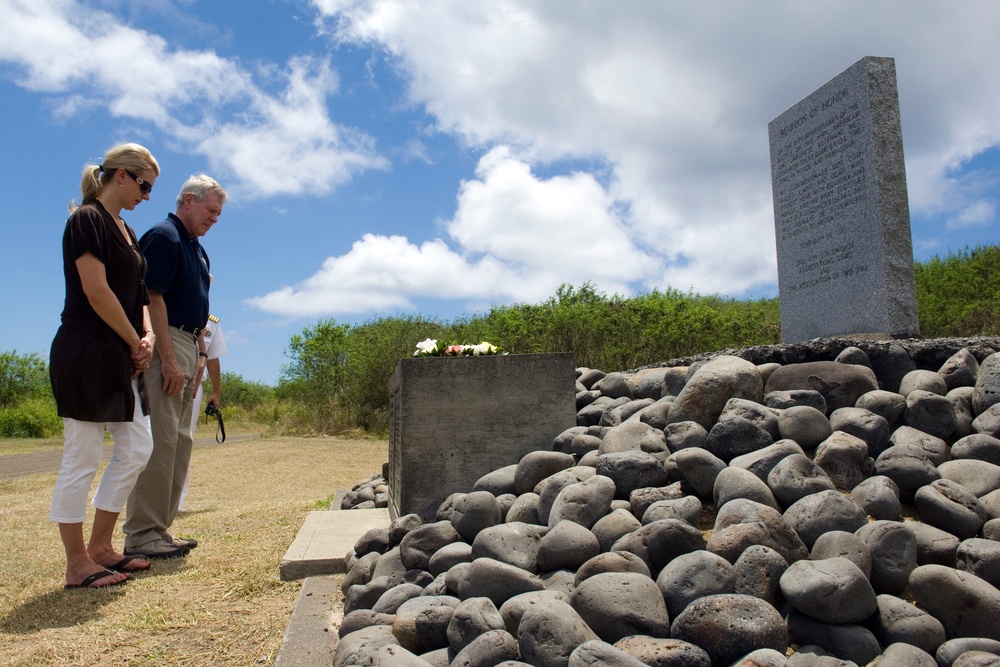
0 436 386 666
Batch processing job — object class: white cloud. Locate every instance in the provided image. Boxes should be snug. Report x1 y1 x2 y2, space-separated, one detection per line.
0 0 386 197
247 147 658 316
946 200 996 231
310 0 1000 303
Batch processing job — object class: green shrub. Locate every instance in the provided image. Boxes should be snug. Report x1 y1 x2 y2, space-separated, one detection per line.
915 245 1000 337
0 351 50 407
0 397 62 438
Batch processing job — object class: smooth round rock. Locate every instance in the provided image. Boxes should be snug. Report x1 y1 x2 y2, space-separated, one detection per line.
333 625 399 667
655 550 736 619
937 638 1000 667
779 557 876 624
870 593 947 655
497 589 571 637
940 348 981 391
900 369 949 396
851 475 902 521
574 551 651 587
829 406 891 457
782 489 867 550
664 420 708 453
813 430 873 491
734 545 788 610
472 522 545 573
446 597 505 655
714 466 779 510
764 389 827 413
568 640 648 667
973 352 1000 416
451 629 519 667
855 520 918 596
719 397 781 439
613 635 712 667
670 447 727 499
536 519 600 573
590 507 642 553
517 598 600 667
668 356 764 430
548 473 617 529
785 610 880 665
730 440 805 483
505 492 541 525
709 499 809 565
514 451 576 495
572 572 671 644
474 465 518 496
596 450 670 500
642 495 703 527
956 538 1000 589
810 530 871 578
902 521 961 567
451 491 502 542
704 416 774 463
874 445 942 504
939 459 1000 498
611 518 707 576
909 564 1000 641
767 454 836 508
953 433 1000 466
457 558 545 608
399 522 461 571
855 389 906 426
670 594 788 667
877 642 938 667
890 425 949 464
765 361 878 413
915 478 988 539
777 405 832 450
973 404 1000 439
905 389 958 439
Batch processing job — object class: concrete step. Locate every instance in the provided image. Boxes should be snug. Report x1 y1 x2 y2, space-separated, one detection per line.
279 508 390 581
275 508 391 667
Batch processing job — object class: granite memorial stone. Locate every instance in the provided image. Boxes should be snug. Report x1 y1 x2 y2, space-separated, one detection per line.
769 56 919 342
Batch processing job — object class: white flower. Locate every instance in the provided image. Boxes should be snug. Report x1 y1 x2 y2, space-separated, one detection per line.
414 338 438 356
471 341 497 356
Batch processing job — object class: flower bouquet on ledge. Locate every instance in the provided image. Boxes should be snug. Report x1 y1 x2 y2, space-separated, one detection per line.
413 339 504 357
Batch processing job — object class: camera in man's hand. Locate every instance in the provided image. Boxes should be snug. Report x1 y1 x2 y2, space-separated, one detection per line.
204 401 225 443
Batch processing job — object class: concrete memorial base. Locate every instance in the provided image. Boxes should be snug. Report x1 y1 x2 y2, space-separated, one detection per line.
389 352 576 519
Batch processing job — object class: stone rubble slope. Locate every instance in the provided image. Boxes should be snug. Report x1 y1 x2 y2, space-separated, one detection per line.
335 338 1000 667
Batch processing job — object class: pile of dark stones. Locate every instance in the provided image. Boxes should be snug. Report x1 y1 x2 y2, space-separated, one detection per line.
341 471 390 510
334 337 1000 666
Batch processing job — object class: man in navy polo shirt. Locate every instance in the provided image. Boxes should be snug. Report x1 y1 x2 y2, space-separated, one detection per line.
124 174 227 559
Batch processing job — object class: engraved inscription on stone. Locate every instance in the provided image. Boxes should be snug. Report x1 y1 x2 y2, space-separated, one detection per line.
768 56 919 342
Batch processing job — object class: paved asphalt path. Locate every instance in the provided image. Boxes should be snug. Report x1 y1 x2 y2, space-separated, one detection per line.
0 433 260 481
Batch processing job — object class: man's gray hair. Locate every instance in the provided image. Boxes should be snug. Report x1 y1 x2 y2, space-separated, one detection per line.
176 173 228 208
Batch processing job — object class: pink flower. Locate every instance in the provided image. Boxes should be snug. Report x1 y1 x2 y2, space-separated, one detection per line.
445 345 465 356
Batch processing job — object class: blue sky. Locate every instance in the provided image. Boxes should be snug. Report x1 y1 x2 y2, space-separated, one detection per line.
1 1 998 384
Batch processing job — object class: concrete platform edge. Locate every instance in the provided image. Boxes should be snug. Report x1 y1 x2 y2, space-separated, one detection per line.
273 575 340 667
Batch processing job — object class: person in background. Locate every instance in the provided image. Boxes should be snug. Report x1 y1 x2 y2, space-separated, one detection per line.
123 174 227 559
179 310 228 511
49 143 159 589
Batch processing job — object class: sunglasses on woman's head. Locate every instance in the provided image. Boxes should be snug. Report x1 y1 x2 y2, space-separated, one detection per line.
125 170 153 195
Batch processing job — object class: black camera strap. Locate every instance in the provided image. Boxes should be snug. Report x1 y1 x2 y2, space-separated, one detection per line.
204 404 226 443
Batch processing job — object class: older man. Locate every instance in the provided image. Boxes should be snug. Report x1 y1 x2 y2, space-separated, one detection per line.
124 174 227 559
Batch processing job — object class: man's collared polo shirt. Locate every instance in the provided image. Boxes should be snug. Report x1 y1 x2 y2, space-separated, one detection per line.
139 213 210 331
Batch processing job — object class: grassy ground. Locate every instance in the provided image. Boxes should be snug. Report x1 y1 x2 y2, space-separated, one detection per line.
0 435 387 666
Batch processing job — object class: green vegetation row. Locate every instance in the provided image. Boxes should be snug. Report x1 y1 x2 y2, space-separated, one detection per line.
4 245 999 439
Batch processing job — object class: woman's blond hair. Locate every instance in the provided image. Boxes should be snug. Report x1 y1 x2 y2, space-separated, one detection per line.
71 143 160 211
